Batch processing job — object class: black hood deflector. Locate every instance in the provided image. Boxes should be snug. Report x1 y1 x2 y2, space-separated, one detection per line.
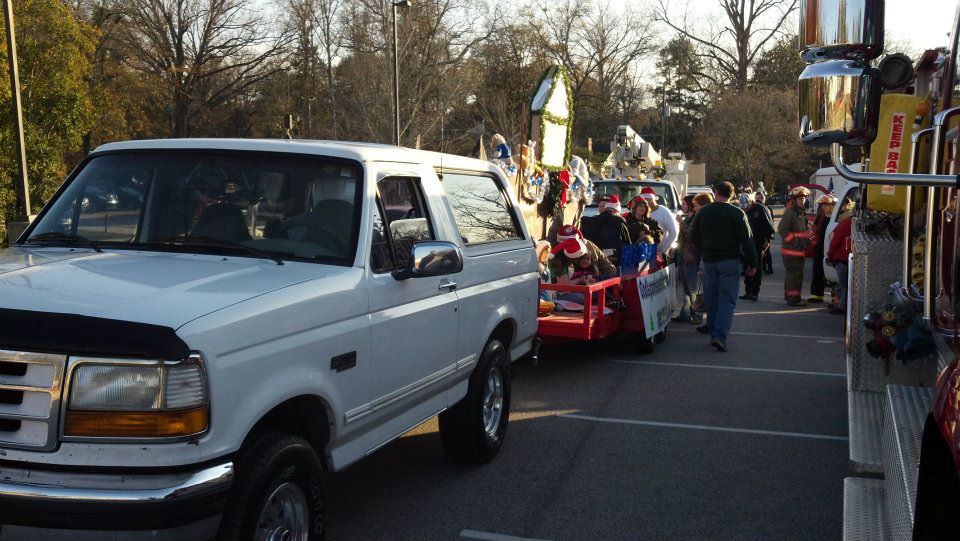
0 308 190 359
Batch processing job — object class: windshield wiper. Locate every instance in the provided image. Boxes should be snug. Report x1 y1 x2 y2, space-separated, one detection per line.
24 232 103 253
149 236 284 266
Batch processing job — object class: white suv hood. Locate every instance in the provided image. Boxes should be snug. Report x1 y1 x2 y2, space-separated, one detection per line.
0 247 331 329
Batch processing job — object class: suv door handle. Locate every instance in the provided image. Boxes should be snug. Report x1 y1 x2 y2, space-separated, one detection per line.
438 279 457 291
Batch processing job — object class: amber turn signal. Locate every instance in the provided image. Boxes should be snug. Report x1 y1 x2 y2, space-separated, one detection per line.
64 406 209 438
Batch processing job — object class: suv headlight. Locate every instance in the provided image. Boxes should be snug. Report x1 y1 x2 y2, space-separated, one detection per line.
64 354 209 439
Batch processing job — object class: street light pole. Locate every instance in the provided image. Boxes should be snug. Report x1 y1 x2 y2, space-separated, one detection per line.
391 1 411 147
2 0 29 222
659 85 666 152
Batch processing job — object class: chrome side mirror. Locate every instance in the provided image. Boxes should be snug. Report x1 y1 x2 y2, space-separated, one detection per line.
393 241 464 280
799 59 881 146
800 0 884 63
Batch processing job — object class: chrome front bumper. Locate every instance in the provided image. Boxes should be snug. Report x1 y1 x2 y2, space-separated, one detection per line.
0 461 233 537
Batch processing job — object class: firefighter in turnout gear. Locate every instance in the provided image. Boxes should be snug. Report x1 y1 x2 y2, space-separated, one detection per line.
777 187 812 306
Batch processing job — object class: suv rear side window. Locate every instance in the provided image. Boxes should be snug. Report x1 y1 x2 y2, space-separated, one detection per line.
442 172 522 245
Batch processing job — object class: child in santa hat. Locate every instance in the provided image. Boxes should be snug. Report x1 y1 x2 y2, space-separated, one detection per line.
536 240 554 299
549 238 604 306
556 224 617 277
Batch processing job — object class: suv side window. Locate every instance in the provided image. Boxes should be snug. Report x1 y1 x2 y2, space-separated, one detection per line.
441 172 522 245
371 177 435 273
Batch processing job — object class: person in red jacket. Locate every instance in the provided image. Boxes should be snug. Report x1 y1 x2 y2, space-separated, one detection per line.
826 215 853 314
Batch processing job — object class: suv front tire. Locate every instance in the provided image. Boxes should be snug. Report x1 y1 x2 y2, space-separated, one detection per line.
218 431 325 541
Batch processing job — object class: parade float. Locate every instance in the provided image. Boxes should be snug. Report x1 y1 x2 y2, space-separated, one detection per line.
488 65 590 241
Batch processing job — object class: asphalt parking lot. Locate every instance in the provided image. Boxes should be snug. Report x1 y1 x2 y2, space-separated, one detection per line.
325 241 849 541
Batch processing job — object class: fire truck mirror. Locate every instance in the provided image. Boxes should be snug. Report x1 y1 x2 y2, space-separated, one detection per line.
798 59 881 147
799 0 884 63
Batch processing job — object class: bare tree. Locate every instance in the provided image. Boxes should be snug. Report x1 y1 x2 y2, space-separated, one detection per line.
695 87 812 190
471 28 544 139
655 0 798 92
120 0 288 137
522 0 656 145
281 0 318 137
277 0 344 138
315 0 344 138
338 0 500 146
525 1 655 107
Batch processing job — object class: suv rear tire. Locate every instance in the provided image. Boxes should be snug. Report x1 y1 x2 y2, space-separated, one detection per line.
218 431 325 541
439 338 511 464
635 332 656 354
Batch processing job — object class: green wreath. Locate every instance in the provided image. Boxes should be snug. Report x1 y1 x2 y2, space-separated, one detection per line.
540 171 566 217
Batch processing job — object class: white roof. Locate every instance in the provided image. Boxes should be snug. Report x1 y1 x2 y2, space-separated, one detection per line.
93 138 499 174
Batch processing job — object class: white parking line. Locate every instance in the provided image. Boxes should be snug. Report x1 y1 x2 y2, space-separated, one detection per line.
604 359 846 377
669 328 842 341
460 530 553 541
735 308 828 315
559 414 848 442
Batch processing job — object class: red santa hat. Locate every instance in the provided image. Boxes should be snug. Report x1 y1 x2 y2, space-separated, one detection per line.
556 224 583 242
640 187 657 200
604 195 621 214
550 238 587 259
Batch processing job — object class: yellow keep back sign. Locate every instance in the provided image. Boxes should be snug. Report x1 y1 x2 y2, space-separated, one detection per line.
866 94 930 214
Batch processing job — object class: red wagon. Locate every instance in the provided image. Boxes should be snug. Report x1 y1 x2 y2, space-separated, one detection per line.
536 266 668 353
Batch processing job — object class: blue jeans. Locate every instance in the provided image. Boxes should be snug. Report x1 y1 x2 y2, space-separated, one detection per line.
703 258 741 342
676 261 701 321
835 261 848 308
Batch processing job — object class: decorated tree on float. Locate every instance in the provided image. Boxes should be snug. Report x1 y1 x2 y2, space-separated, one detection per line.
512 65 590 241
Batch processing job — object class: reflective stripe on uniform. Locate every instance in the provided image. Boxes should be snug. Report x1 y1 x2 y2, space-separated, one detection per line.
781 248 806 257
784 233 795 242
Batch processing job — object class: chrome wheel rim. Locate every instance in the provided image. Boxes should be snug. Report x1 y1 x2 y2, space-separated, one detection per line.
482 365 504 437
256 481 309 541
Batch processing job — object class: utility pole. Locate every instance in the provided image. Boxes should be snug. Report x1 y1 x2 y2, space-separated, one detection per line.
3 0 29 223
391 1 411 146
660 86 671 155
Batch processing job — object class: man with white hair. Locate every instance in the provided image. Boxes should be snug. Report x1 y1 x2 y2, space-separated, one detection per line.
640 187 678 259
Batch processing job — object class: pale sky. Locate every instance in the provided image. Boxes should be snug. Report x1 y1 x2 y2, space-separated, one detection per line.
644 1 959 73
886 0 957 53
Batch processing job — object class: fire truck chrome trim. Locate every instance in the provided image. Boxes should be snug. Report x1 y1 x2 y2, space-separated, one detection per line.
828 144 957 188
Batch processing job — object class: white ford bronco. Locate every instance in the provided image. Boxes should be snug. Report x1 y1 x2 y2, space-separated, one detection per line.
0 139 538 540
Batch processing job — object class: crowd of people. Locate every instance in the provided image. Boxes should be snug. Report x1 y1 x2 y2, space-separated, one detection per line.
536 179 853 352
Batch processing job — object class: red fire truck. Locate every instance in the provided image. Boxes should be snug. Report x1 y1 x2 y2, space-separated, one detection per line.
799 1 960 538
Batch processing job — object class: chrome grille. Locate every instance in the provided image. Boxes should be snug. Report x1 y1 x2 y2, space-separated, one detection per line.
0 349 66 451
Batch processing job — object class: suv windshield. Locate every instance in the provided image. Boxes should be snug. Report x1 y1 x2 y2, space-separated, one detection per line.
590 180 678 211
26 151 361 265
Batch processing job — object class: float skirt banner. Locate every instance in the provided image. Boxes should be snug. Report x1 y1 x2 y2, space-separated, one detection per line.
638 265 674 338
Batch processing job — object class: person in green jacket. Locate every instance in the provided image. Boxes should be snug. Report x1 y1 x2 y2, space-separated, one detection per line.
690 181 757 352
777 187 813 306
